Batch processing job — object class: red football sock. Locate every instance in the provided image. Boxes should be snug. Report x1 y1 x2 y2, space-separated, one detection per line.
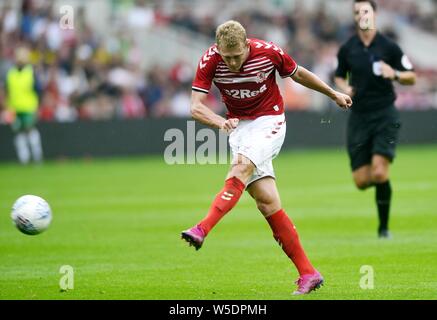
199 177 245 236
266 209 316 276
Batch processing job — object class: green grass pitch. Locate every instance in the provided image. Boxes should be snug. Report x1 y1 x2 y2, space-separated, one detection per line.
0 145 436 300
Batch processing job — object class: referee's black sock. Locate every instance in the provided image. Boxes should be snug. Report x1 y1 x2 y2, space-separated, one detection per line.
375 181 392 232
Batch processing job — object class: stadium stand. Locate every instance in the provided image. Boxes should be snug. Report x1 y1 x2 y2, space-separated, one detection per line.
0 0 435 124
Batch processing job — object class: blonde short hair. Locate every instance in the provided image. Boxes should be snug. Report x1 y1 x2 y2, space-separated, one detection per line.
215 20 247 49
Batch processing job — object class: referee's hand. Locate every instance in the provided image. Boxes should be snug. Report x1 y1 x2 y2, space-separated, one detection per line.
332 91 353 109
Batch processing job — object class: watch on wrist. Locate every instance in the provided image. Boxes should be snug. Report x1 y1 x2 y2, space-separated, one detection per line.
394 70 401 81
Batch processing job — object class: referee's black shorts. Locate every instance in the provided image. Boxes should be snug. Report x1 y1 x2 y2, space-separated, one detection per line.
347 106 401 171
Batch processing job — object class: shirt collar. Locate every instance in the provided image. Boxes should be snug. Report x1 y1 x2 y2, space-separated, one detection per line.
357 31 380 48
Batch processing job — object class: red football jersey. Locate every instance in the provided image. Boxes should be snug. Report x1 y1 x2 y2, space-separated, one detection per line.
192 38 298 119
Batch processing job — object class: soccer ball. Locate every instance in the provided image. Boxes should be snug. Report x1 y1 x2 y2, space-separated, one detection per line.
11 195 52 235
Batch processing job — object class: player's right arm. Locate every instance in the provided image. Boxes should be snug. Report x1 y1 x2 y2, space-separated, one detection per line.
192 46 238 132
191 91 239 132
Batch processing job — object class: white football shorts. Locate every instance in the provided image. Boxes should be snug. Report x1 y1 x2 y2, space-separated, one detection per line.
229 113 286 187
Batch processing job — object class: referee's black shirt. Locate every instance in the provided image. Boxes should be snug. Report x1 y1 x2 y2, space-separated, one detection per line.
335 32 414 113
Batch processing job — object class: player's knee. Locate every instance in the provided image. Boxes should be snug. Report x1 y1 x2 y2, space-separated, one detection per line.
256 200 279 217
255 192 281 217
354 178 371 190
230 163 254 180
371 169 388 184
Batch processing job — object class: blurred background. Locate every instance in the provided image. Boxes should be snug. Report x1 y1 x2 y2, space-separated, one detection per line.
0 0 436 160
1 0 437 300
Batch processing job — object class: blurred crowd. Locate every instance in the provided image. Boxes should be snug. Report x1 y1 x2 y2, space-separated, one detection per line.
0 0 436 124
378 0 437 33
0 0 152 122
166 1 437 111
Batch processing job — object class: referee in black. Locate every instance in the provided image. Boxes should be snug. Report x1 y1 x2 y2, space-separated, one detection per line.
335 0 416 238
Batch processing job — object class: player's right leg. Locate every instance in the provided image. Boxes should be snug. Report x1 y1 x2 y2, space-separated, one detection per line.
14 131 30 164
181 154 255 250
352 165 372 190
247 177 323 295
12 114 31 165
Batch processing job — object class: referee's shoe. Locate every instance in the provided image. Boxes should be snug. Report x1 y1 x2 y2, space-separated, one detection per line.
378 228 392 239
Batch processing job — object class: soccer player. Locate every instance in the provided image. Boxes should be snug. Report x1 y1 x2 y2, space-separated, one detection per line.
335 0 416 238
181 20 352 295
4 47 43 164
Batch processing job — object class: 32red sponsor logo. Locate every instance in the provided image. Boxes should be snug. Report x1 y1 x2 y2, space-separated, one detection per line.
224 84 267 99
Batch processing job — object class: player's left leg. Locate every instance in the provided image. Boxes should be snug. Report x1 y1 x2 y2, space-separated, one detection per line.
23 112 43 163
247 177 323 294
27 128 43 163
371 154 392 238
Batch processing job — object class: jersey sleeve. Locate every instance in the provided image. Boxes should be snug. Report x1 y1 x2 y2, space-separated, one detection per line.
192 47 218 94
335 45 350 78
267 43 298 78
390 42 414 72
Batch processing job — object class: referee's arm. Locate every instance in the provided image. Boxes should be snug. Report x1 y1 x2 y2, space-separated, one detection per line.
396 70 416 86
385 42 417 86
334 45 354 97
380 62 416 86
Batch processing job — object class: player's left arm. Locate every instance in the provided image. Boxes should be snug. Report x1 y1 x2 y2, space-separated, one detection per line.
381 43 416 86
271 42 350 108
291 66 352 109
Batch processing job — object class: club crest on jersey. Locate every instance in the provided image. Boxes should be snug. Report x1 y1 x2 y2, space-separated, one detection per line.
256 72 267 83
